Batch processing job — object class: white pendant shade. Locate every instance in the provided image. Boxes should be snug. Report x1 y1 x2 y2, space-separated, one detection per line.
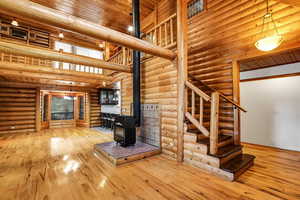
255 35 283 52
11 20 19 26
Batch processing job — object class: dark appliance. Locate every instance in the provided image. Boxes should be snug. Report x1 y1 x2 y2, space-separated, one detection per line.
114 115 136 147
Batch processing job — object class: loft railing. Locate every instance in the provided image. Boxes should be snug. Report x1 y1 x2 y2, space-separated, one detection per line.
185 79 246 155
108 14 177 65
142 13 177 49
108 47 132 66
0 52 52 67
0 52 103 74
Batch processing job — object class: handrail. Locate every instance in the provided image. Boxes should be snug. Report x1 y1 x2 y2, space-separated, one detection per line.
185 80 210 101
184 80 210 137
188 74 247 112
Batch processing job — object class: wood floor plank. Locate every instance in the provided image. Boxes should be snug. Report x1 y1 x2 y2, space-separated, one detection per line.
0 128 299 200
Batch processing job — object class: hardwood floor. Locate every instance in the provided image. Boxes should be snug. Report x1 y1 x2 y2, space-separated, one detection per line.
0 128 299 200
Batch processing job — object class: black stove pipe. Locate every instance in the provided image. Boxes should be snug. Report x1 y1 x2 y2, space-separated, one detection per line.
132 0 141 126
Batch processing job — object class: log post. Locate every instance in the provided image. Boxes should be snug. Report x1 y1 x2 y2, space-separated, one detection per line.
122 47 127 65
210 92 220 155
176 0 188 162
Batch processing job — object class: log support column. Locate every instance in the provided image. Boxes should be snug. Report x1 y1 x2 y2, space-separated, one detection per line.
176 0 188 162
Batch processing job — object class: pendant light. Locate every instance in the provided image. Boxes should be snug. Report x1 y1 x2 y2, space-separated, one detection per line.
58 32 64 39
255 0 283 51
11 18 19 26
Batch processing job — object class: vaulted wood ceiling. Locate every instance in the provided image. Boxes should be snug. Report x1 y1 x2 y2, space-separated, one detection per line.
0 0 158 50
276 0 300 7
30 0 157 32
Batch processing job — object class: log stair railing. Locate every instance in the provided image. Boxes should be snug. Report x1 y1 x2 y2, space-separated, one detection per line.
185 80 210 137
184 78 247 155
0 52 104 75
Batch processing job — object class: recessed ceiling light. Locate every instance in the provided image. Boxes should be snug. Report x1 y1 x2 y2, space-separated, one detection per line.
99 43 104 48
58 32 64 39
128 26 133 32
11 19 19 26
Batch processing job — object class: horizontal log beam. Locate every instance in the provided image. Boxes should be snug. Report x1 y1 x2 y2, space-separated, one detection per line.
0 0 176 60
0 81 93 91
0 69 101 85
0 40 131 73
0 62 112 81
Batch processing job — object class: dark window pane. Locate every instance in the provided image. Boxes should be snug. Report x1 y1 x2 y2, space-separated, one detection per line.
43 95 48 122
188 0 204 19
51 96 74 120
79 96 84 120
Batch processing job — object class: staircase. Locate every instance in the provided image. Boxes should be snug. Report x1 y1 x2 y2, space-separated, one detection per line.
183 76 255 181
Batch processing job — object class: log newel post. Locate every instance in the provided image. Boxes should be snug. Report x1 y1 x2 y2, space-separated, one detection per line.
132 0 141 127
176 0 188 162
210 92 220 155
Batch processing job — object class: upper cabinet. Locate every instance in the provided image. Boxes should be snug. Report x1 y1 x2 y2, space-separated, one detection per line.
99 89 120 105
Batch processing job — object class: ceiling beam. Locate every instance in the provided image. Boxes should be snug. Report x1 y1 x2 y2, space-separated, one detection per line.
0 40 131 73
0 69 101 85
0 81 93 91
0 0 176 60
0 62 112 81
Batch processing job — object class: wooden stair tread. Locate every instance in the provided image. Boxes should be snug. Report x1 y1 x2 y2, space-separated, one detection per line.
198 134 232 145
186 129 199 134
221 154 255 173
209 144 242 158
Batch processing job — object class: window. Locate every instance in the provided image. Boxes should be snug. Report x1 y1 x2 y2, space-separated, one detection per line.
54 41 103 74
51 96 74 120
188 0 205 19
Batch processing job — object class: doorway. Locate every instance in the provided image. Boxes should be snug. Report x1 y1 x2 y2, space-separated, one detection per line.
239 48 300 151
41 90 89 129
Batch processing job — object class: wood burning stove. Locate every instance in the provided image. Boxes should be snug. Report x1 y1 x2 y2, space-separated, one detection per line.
114 115 136 147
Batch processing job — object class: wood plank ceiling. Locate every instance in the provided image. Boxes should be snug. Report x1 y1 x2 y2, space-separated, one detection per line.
29 0 157 32
240 48 300 71
276 0 300 7
0 0 157 49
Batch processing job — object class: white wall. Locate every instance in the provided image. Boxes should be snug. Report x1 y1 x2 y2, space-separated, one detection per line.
241 76 300 151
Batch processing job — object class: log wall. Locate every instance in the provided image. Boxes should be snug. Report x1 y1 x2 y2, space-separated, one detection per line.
0 83 95 135
187 0 300 135
90 89 101 127
0 87 36 135
114 57 178 159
